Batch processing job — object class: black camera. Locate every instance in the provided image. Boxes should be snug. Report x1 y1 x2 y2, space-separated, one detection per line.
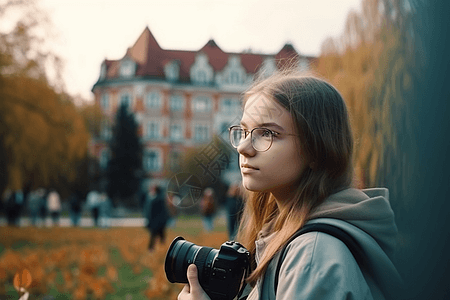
164 236 250 300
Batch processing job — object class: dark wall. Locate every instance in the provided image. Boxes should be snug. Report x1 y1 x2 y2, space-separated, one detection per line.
396 1 450 299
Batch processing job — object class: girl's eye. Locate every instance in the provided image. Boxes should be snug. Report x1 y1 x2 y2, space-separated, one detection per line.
261 129 272 137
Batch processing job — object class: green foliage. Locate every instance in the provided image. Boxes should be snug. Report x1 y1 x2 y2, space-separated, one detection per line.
106 103 143 203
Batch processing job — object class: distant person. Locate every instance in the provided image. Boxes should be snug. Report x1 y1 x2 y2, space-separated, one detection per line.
6 189 24 226
199 187 216 232
86 190 100 227
226 182 244 240
27 189 43 226
3 189 13 226
99 192 112 228
69 192 82 227
47 189 61 226
145 184 170 252
38 189 48 226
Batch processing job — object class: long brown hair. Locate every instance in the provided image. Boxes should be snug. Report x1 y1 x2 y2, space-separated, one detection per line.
236 70 354 285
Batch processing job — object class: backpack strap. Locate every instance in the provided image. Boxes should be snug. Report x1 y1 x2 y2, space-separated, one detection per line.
274 223 365 295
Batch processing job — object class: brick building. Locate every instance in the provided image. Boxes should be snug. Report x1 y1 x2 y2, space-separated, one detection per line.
91 26 314 186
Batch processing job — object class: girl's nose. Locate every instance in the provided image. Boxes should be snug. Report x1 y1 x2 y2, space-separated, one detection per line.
237 134 256 156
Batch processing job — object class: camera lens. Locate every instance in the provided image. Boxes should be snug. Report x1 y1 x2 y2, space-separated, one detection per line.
165 236 218 285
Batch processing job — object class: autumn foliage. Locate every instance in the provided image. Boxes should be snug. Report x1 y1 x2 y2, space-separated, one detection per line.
314 0 418 207
0 219 229 299
0 0 92 196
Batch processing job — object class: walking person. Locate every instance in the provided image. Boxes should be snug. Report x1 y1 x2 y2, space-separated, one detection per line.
69 192 82 227
6 190 24 226
99 192 111 228
178 71 402 300
38 189 48 226
27 189 42 226
145 184 169 252
199 188 216 232
47 189 61 227
86 190 100 227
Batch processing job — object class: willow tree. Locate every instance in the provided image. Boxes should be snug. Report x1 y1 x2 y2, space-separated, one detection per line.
316 0 418 198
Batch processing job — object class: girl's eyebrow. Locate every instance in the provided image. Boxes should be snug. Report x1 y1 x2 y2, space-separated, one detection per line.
240 121 285 132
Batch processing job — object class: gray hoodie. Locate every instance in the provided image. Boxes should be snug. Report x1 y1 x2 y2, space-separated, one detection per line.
244 188 402 300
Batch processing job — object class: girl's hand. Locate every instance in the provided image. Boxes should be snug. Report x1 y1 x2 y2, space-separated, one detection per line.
178 264 211 300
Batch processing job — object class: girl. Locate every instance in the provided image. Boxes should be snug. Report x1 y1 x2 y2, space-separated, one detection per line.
178 71 402 299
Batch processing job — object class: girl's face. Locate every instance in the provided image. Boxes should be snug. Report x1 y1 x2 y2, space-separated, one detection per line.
238 93 308 203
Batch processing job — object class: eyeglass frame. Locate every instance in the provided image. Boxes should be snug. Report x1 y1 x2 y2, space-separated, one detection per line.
228 125 299 152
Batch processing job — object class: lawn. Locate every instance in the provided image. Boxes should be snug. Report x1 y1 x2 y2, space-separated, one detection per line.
0 215 230 299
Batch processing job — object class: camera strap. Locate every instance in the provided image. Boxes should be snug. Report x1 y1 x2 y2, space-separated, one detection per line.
237 223 365 299
236 263 252 300
274 223 365 295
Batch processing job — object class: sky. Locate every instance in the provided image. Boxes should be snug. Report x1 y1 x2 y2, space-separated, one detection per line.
39 0 362 100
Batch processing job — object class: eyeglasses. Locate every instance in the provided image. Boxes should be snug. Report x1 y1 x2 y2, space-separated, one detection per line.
228 125 296 152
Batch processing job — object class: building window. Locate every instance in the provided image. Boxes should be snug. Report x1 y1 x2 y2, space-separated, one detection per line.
120 93 132 109
193 96 211 113
190 53 213 85
194 125 209 142
145 91 161 109
146 122 160 139
170 124 183 141
169 151 182 171
230 71 240 84
220 122 230 137
101 120 112 140
260 57 277 77
221 98 240 113
120 59 135 78
100 63 107 80
298 58 309 71
170 95 184 111
100 94 109 111
100 148 110 170
144 149 161 172
164 60 180 81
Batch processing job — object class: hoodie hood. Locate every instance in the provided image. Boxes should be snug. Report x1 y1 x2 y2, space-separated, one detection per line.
309 188 398 259
308 188 402 299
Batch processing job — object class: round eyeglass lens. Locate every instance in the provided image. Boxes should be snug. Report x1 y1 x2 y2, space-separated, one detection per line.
252 129 272 151
230 127 244 148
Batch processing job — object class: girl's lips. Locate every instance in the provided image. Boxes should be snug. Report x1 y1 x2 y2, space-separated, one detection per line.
241 164 259 173
241 163 259 170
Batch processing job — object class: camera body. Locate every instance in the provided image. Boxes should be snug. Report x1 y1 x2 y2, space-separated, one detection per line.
165 236 250 300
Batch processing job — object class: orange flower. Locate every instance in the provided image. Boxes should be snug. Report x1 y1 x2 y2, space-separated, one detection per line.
13 268 32 291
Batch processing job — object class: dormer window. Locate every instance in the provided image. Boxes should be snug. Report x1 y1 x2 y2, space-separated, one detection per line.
120 58 136 78
100 93 110 111
99 62 107 80
164 60 180 81
298 58 309 71
190 53 213 85
219 55 246 86
260 57 277 77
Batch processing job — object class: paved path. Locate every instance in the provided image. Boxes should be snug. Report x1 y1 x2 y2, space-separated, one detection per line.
0 210 228 228
0 217 147 227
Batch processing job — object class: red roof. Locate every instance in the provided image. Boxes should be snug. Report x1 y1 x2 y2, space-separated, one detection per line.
100 27 309 82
